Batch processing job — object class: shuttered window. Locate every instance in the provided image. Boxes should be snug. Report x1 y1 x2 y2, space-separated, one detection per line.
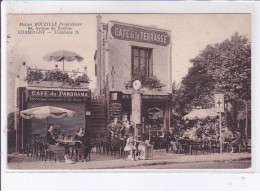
132 47 153 76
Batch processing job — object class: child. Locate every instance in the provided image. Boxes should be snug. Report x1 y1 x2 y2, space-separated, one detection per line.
124 133 136 161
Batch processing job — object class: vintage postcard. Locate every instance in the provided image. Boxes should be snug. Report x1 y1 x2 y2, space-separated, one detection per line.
5 13 251 171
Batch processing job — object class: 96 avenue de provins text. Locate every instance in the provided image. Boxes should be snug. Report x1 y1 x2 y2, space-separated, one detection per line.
18 22 82 34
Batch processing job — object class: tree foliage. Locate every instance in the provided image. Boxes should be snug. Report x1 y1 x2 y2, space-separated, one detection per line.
173 33 251 132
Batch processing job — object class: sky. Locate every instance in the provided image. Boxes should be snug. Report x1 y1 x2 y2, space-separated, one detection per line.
7 14 251 113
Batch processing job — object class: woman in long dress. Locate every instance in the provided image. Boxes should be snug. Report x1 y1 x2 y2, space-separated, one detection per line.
45 124 73 164
74 127 86 161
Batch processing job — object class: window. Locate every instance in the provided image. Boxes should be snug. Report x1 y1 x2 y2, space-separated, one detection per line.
132 47 153 76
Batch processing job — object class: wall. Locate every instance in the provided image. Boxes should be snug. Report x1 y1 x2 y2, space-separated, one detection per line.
105 21 172 95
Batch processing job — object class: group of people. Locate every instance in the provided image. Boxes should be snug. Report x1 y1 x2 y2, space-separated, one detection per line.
44 119 245 164
163 126 244 154
164 129 183 153
45 124 91 164
107 118 135 140
107 118 138 160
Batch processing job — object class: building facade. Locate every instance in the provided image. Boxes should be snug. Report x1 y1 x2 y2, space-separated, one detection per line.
14 65 91 152
95 16 172 137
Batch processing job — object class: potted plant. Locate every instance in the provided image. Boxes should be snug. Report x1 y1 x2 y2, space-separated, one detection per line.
125 72 165 90
26 69 90 88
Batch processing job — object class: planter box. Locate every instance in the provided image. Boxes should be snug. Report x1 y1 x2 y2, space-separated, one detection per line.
28 81 89 89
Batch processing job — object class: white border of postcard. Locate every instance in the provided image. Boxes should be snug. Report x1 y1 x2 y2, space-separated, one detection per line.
1 0 260 190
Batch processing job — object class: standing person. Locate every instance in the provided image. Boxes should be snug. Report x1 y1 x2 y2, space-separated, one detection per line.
122 120 134 138
45 124 74 164
74 127 91 162
223 127 234 140
230 130 242 153
74 127 84 141
107 118 123 140
189 127 197 140
164 130 173 153
74 127 84 161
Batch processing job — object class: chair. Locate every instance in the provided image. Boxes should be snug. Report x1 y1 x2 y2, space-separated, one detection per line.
246 139 251 153
189 140 198 155
75 140 92 161
41 145 57 162
238 139 249 153
199 140 210 155
209 140 220 154
178 139 189 154
189 140 199 155
42 143 62 163
123 149 136 160
25 135 34 157
153 136 163 151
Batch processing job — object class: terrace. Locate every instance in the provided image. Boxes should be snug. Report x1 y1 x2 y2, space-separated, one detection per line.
25 66 90 89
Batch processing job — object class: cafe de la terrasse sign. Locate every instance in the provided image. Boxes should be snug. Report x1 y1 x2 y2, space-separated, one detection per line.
111 23 170 46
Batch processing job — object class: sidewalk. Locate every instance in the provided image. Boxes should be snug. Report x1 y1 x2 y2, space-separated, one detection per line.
7 150 251 170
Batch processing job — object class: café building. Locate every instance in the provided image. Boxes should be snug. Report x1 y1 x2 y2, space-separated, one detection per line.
14 66 91 152
95 16 172 137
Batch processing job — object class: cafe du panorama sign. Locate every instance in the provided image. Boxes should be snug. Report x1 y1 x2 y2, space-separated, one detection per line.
111 23 170 46
27 89 90 103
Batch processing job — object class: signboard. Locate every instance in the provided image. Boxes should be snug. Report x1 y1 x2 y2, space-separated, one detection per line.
27 89 90 103
122 94 170 101
214 93 224 112
142 95 170 101
111 23 170 46
147 107 163 120
136 124 142 139
111 92 118 101
110 102 122 122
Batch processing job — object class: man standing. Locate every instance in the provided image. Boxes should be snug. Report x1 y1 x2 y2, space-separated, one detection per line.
107 118 123 140
121 120 134 138
230 130 242 153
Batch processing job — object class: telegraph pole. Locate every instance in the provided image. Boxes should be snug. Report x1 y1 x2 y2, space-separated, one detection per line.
215 94 224 154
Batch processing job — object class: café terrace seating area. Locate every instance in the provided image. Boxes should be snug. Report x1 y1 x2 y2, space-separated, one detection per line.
23 132 251 163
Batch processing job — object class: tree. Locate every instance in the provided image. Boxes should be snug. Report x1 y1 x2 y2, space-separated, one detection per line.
173 33 251 132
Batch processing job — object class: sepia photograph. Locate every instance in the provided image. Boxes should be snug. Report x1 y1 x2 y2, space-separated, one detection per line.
6 13 251 170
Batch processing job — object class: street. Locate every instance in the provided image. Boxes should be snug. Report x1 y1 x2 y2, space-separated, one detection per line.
7 151 251 170
128 160 251 169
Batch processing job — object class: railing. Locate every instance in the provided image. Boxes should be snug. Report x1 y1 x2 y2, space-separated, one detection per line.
27 68 89 80
26 68 90 88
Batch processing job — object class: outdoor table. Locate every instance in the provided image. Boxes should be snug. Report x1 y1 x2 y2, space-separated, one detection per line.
57 139 82 146
178 139 191 154
57 139 82 161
